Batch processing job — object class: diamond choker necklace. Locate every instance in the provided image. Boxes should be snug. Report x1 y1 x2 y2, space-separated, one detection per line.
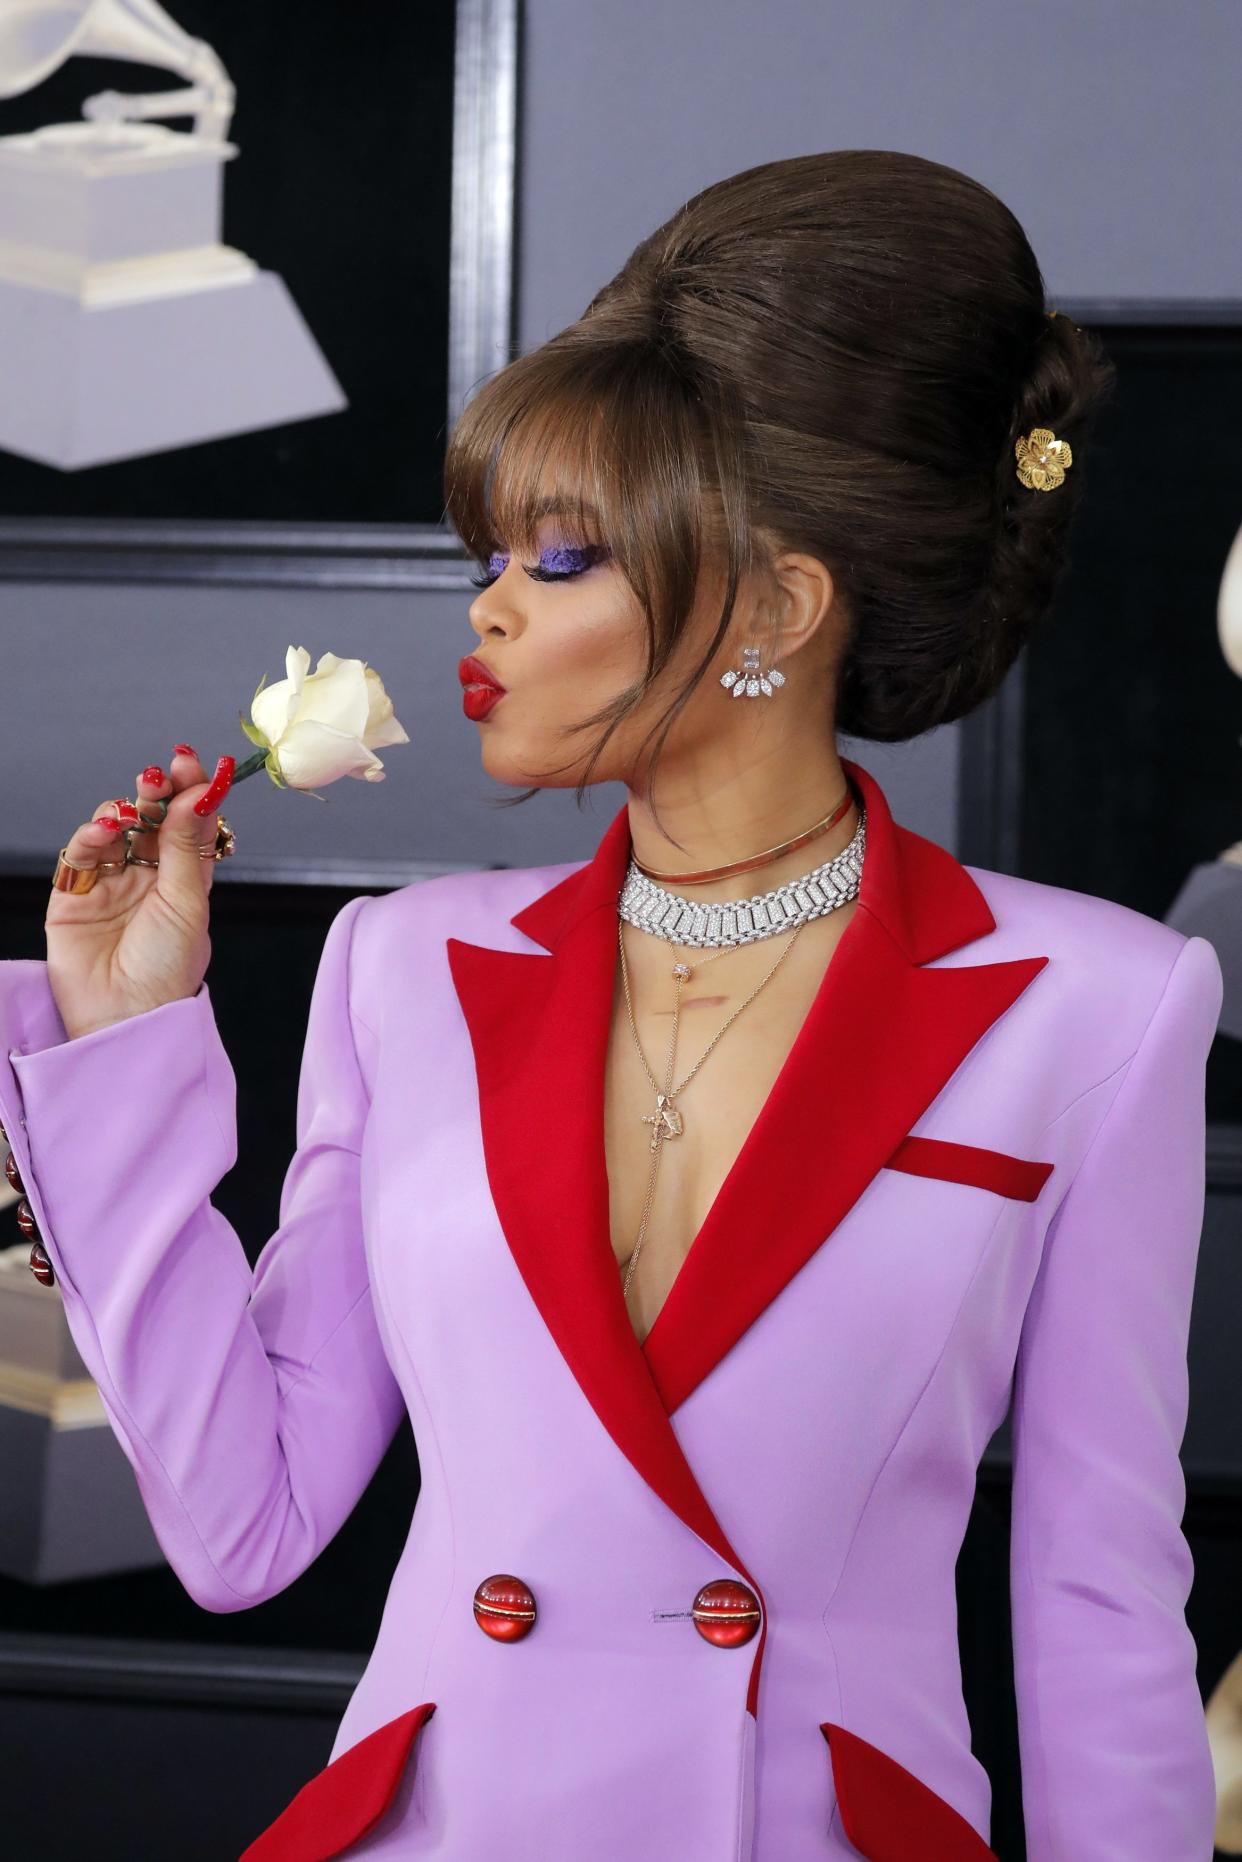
618 802 866 949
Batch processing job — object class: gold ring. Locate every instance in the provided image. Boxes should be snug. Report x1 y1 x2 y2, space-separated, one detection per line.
52 849 101 894
199 814 236 861
55 805 236 886
122 813 237 866
51 848 129 889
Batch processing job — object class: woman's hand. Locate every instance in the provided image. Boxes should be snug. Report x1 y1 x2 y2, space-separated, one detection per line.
45 748 236 1041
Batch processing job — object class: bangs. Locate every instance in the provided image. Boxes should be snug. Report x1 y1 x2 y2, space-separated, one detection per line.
443 337 743 603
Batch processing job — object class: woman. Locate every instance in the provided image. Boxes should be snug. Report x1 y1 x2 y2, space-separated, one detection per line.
0 151 1223 1860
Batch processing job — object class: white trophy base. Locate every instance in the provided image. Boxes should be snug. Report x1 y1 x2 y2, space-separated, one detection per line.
0 266 347 469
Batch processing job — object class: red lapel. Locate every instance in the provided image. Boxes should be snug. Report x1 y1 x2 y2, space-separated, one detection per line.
822 1722 997 1859
446 756 1048 1708
239 1702 437 1861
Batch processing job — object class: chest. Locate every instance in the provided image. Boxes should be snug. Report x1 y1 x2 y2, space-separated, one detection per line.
603 909 857 1345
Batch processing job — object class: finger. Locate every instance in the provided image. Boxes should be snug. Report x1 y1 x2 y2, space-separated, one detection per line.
55 747 228 900
152 754 235 908
129 753 229 847
168 744 209 788
58 807 132 879
54 775 169 895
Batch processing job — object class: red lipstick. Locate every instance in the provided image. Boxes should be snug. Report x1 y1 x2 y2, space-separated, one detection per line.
459 654 507 721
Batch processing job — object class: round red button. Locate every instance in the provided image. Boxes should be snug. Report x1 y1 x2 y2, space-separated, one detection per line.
29 1243 55 1288
692 1579 761 1647
473 1573 537 1642
5 1149 24 1194
15 1198 39 1244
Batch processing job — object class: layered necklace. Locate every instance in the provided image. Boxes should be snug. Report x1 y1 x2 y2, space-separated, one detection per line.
615 783 866 1319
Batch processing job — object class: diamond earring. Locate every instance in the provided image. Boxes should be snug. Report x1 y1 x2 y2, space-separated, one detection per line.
720 644 786 698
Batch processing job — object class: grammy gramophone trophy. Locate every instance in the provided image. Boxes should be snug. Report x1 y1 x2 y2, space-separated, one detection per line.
0 0 345 469
1165 518 1242 1040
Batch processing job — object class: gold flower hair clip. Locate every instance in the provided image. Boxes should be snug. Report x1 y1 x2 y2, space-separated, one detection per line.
1015 427 1072 492
1014 310 1076 492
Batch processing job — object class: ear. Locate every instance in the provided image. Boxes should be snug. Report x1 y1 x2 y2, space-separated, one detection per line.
766 548 839 666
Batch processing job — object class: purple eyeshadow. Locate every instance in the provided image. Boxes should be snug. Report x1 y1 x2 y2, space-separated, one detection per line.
539 544 601 573
486 543 606 576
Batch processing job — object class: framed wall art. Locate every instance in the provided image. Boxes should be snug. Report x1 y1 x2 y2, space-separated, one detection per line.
0 0 518 590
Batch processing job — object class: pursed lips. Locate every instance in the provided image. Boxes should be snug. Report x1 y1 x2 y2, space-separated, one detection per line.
459 656 506 692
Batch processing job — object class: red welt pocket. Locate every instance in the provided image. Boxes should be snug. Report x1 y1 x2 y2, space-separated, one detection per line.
239 1701 436 1861
821 1722 997 1860
883 1135 1054 1202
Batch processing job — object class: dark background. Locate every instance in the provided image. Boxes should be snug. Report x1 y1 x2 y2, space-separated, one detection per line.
1017 323 1242 1130
0 0 456 523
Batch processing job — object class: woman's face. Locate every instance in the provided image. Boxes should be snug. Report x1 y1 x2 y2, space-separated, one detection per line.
462 510 742 791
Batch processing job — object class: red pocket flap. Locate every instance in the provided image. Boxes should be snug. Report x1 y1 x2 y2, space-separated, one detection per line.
240 1702 436 1862
821 1723 996 1860
884 1134 1054 1202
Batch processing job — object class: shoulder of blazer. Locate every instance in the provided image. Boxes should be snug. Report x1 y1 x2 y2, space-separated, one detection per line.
340 871 569 1050
961 860 1200 1054
347 858 587 1009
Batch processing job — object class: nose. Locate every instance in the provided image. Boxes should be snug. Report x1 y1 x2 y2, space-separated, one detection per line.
467 577 520 640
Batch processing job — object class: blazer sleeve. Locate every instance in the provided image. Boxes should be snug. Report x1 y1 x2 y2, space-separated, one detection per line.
0 893 406 1612
1009 931 1224 1861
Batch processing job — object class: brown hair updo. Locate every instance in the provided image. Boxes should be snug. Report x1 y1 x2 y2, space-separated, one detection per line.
443 148 1117 809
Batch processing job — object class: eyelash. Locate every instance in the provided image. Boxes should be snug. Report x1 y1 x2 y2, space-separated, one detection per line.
468 549 604 591
467 564 584 590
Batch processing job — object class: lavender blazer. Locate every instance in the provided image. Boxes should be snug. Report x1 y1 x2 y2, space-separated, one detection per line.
0 756 1224 1860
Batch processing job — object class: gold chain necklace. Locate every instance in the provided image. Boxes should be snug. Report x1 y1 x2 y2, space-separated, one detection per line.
616 918 806 1310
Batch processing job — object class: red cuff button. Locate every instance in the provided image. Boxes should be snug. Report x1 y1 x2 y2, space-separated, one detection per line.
29 1243 55 1288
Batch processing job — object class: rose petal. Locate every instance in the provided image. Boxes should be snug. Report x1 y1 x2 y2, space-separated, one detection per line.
273 718 381 788
363 668 411 750
294 656 372 741
367 717 410 751
251 680 296 745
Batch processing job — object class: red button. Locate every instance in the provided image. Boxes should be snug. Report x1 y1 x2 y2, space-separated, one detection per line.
29 1243 55 1288
473 1574 537 1641
5 1149 24 1194
15 1198 39 1244
692 1579 761 1647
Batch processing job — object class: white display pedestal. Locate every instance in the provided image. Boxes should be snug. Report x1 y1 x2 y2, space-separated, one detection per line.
0 122 345 468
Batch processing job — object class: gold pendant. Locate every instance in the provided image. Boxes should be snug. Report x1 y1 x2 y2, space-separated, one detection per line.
641 1092 683 1150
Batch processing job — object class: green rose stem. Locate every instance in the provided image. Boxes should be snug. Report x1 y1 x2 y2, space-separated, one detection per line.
232 748 273 784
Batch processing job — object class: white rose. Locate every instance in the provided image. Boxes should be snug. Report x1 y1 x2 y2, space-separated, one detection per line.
242 646 410 794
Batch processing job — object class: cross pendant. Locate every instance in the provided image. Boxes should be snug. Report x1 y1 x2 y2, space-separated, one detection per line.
641 1092 684 1152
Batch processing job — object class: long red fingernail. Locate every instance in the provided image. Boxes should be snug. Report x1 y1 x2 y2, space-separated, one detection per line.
193 754 235 816
98 817 124 834
173 744 196 758
141 765 165 787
